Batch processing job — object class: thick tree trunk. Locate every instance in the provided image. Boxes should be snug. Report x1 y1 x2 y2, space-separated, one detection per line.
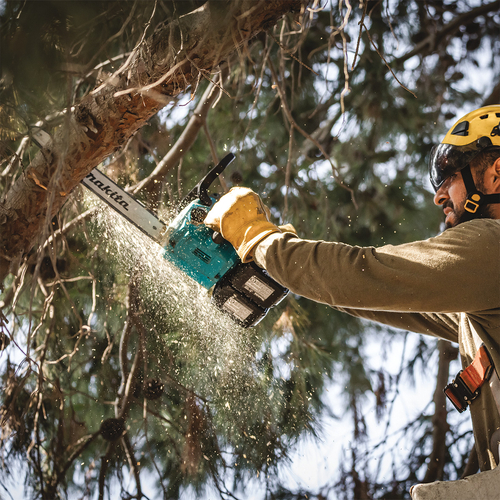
0 0 306 285
423 340 459 483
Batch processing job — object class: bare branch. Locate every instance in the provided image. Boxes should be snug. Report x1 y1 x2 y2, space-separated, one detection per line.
361 20 417 99
49 432 100 494
98 442 116 500
269 32 318 76
1 136 29 180
283 128 294 220
42 207 98 251
351 0 367 70
395 1 500 65
91 1 157 96
423 340 458 483
130 76 222 198
268 58 357 207
121 432 143 499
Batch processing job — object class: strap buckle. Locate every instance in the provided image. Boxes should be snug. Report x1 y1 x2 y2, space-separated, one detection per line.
464 199 479 213
444 372 480 413
444 345 494 413
464 193 481 213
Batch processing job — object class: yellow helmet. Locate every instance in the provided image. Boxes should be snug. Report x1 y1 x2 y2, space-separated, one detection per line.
429 105 500 191
441 105 500 148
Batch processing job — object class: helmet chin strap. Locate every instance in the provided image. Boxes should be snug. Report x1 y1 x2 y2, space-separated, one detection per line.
460 165 500 220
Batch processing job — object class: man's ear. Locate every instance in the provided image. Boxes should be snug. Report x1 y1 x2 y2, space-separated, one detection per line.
492 157 500 193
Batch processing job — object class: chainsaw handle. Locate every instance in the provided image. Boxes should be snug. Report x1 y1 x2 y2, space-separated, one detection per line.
211 231 226 245
180 153 235 209
197 153 235 206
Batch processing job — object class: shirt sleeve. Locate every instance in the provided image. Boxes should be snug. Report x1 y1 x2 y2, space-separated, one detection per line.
254 219 500 339
334 307 460 342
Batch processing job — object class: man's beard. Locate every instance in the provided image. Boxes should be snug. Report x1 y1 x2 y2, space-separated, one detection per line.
444 198 494 229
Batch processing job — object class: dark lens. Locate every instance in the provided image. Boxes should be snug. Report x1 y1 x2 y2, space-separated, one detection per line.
428 143 480 192
429 144 458 191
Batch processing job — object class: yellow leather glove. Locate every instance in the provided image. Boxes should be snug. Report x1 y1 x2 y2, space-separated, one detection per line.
204 187 281 262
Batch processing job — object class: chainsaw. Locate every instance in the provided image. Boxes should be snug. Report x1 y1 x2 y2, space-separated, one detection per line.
31 129 287 327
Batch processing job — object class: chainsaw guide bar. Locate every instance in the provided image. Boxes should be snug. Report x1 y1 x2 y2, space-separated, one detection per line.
81 169 167 244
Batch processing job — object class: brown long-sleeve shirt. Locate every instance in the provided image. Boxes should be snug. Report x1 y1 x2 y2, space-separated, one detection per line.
254 218 500 471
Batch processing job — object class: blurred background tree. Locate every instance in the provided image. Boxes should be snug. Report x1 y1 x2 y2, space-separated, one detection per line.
0 0 499 498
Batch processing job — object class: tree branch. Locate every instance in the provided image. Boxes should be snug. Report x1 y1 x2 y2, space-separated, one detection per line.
121 432 143 499
0 0 309 285
49 432 100 496
268 58 357 207
130 75 222 198
395 1 500 65
98 442 116 500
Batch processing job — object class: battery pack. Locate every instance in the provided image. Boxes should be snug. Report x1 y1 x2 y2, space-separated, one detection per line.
212 281 267 328
217 262 288 309
211 262 288 327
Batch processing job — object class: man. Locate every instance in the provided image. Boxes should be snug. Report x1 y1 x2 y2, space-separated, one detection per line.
205 106 500 497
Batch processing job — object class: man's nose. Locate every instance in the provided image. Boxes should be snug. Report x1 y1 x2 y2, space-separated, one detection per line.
433 185 449 206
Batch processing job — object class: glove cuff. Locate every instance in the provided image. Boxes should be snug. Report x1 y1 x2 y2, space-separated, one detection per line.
278 223 297 236
236 222 281 263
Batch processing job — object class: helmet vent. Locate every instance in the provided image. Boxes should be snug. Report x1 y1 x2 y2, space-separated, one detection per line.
496 113 500 118
451 121 469 136
480 114 488 119
477 137 493 148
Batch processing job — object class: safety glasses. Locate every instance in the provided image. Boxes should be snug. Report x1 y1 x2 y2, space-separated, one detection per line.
429 139 497 192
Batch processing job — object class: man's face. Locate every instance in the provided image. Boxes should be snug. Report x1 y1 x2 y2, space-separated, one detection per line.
433 169 493 228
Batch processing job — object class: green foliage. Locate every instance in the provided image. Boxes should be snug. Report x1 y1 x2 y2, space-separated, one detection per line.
1 0 499 498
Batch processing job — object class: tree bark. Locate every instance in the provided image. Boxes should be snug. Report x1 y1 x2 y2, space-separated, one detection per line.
0 0 307 285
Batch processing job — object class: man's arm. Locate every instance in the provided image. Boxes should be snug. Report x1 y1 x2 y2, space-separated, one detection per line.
254 219 500 333
334 307 460 342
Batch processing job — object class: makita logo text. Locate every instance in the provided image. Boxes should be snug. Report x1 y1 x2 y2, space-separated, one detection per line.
85 172 129 211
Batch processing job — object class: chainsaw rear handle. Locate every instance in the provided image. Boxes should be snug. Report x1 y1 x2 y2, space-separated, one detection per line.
212 231 225 245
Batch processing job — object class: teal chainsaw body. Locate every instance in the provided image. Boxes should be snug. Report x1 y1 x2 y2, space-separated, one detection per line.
162 197 239 290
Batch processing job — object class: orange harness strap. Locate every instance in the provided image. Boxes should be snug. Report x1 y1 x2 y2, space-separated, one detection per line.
444 345 494 413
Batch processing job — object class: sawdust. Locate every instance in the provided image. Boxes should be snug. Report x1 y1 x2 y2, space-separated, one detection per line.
83 192 269 428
